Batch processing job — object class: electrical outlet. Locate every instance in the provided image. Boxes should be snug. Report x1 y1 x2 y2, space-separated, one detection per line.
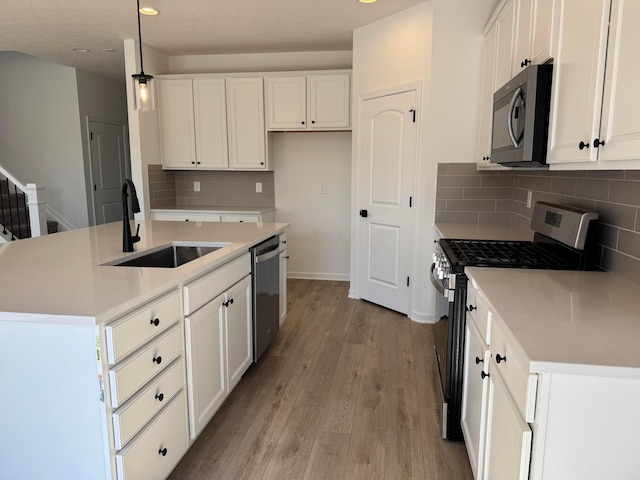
194 181 200 192
256 182 262 193
527 190 532 209
320 183 327 195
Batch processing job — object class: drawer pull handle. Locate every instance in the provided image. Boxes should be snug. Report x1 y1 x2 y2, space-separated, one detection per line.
481 371 489 379
496 354 506 364
158 448 168 457
475 356 483 365
468 305 476 312
153 356 162 365
155 393 164 402
150 318 160 327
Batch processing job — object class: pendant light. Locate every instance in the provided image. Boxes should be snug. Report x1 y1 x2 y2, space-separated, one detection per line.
132 0 154 111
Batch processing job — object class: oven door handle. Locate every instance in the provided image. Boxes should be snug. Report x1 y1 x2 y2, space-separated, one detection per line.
430 263 446 296
508 86 524 148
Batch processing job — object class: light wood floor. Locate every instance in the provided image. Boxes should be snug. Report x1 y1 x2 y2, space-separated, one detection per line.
168 279 473 480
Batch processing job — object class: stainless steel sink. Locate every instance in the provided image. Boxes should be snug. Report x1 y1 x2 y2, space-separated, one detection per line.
105 243 230 268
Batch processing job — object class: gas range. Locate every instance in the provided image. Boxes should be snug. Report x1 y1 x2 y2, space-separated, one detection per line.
431 202 599 441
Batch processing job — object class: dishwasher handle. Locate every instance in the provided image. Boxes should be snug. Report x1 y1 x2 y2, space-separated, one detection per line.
255 245 280 263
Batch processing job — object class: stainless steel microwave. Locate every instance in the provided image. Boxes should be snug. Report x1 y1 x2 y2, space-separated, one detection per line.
491 64 553 167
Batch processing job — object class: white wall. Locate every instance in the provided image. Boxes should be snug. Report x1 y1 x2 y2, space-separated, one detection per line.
0 51 87 229
75 69 128 225
351 0 496 323
274 132 352 280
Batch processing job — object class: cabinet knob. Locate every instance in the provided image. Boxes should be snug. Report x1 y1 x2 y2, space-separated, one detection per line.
285 255 290 259
260 162 265 165
578 141 590 150
481 371 489 379
521 58 531 68
467 305 476 312
593 138 605 148
150 318 160 327
311 120 315 124
158 448 168 457
153 356 162 365
191 161 196 165
155 393 164 402
496 353 506 364
475 356 483 365
301 121 305 125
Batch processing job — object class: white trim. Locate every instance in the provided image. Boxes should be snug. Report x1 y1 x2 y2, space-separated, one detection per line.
45 205 76 232
409 311 437 324
288 272 350 282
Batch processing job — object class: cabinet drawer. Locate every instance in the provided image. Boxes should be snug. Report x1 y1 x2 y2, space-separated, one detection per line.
115 389 189 480
112 358 186 449
151 211 222 222
106 290 181 365
491 321 537 422
221 214 260 223
183 253 251 315
466 286 491 344
109 325 183 408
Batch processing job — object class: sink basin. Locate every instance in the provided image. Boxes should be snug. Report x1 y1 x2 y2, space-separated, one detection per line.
105 243 230 268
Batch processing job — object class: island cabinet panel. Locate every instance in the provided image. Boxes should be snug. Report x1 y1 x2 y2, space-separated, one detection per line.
225 275 253 391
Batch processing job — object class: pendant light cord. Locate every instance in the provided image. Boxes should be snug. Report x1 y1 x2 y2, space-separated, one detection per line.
136 0 145 74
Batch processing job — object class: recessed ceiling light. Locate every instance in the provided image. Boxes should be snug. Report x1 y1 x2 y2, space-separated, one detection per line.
139 7 159 15
72 48 90 53
359 0 378 3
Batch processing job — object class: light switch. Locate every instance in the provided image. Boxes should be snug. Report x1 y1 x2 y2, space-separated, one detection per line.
320 184 327 195
194 181 200 192
256 182 262 193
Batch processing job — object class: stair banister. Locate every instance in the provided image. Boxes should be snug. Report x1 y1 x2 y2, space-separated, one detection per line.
0 164 47 238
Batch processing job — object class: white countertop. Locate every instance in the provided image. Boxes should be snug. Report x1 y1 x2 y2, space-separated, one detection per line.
0 221 288 325
435 223 533 241
151 206 275 214
466 267 640 378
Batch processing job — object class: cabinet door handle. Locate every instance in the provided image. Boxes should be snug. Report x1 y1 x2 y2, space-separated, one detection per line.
301 121 305 125
311 120 315 124
481 371 489 379
155 393 164 402
467 305 476 312
475 356 483 365
153 356 162 365
496 353 506 363
593 138 605 148
158 448 168 456
521 58 531 68
150 318 160 327
578 141 590 150
359 209 368 218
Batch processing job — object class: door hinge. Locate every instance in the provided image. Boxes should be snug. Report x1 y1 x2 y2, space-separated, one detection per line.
90 132 94 140
409 109 416 123
409 196 413 208
407 276 410 287
94 184 97 191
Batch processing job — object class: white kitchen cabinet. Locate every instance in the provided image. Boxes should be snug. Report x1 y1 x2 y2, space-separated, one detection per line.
158 78 228 170
483 360 532 480
265 73 351 131
279 233 288 325
225 275 253 391
495 0 517 89
512 0 555 75
226 77 267 170
150 211 221 222
221 214 261 223
477 24 498 169
545 0 611 165
183 253 252 439
158 79 197 169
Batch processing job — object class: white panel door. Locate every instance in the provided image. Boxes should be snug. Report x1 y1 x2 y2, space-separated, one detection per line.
546 0 610 164
185 293 227 439
358 90 416 314
598 0 640 164
194 78 229 169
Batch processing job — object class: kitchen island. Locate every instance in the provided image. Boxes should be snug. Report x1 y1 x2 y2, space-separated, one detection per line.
0 220 288 480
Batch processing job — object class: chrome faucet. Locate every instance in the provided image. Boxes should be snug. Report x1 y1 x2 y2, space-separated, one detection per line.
122 179 141 252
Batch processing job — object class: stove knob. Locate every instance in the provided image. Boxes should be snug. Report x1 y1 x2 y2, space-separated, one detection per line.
432 253 438 263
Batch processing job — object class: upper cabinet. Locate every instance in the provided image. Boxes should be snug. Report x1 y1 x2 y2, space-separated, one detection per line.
265 73 351 131
226 77 267 170
158 76 269 171
494 1 517 89
512 0 555 76
477 25 498 169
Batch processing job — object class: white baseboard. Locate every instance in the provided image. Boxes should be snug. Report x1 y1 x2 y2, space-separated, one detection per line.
348 288 359 299
46 205 76 232
409 311 437 324
287 271 350 282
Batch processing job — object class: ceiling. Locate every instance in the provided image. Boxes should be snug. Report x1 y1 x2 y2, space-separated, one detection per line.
0 0 426 80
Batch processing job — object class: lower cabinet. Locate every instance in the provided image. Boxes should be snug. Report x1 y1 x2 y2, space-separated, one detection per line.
183 254 253 439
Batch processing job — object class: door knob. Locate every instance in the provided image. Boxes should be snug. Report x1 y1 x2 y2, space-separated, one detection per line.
359 209 368 218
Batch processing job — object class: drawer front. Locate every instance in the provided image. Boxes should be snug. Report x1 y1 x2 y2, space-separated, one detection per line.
466 286 491 344
106 290 181 365
221 214 260 223
491 321 537 422
109 325 183 408
183 253 251 315
115 390 189 480
112 358 186 449
151 212 222 222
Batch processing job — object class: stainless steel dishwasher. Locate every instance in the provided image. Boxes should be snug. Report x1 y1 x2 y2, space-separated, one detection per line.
251 235 280 361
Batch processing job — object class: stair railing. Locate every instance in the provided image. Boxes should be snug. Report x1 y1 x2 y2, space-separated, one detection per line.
0 165 47 240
